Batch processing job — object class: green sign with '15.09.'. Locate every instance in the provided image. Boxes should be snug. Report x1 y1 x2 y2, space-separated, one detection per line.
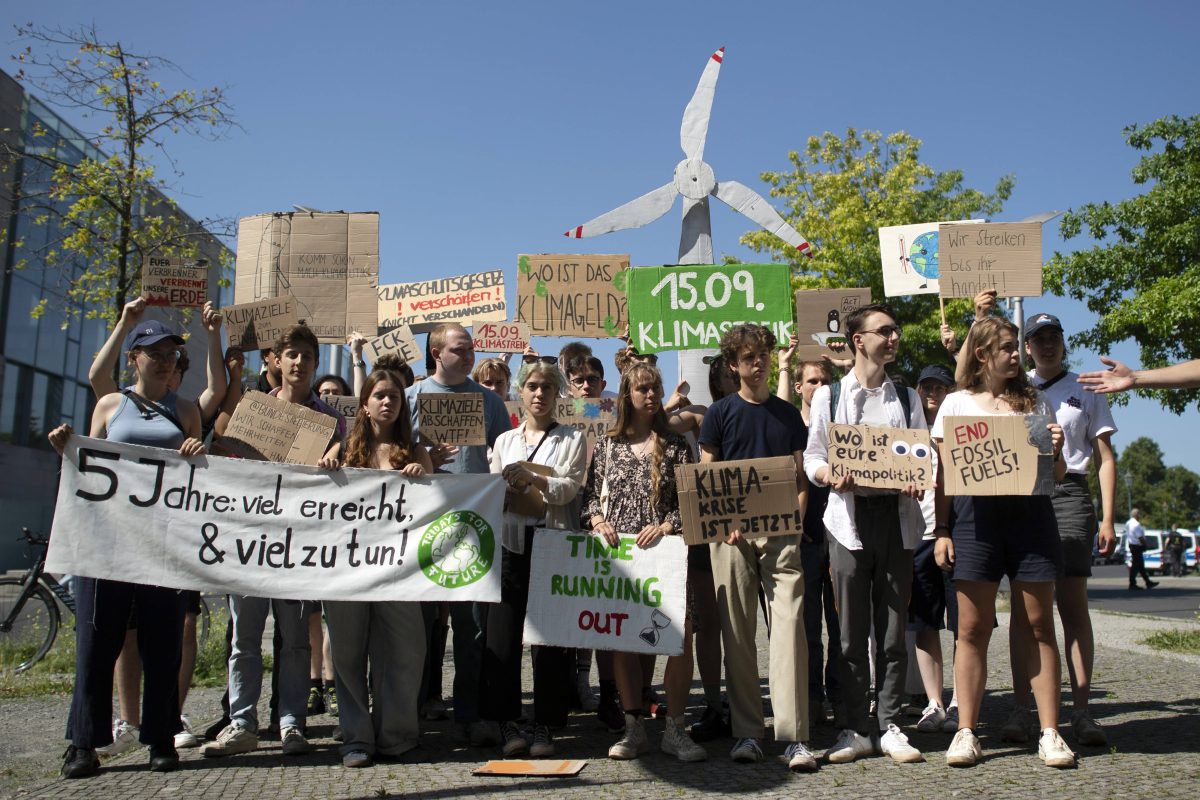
626 263 794 353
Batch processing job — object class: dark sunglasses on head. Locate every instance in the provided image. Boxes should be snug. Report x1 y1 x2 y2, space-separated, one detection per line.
631 353 658 365
522 355 558 366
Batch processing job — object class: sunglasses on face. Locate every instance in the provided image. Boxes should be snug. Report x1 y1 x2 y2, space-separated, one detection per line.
522 355 558 366
861 326 902 340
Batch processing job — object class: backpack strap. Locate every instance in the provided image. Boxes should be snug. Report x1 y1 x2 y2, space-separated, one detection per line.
120 388 186 436
828 379 913 426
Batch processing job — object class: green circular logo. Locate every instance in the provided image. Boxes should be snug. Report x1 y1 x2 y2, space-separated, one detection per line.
418 510 495 588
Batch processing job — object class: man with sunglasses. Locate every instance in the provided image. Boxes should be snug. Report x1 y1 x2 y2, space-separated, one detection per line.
804 303 928 766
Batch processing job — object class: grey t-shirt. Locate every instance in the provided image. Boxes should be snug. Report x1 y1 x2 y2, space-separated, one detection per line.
407 375 512 474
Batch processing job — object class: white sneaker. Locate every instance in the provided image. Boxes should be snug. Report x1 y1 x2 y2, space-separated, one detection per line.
826 729 874 764
1038 729 1076 769
1000 705 1033 743
880 724 924 763
174 715 199 749
661 717 706 762
608 715 649 759
916 702 947 733
729 737 763 763
946 727 981 767
280 726 311 755
783 741 818 772
201 723 259 757
942 704 959 733
96 719 141 757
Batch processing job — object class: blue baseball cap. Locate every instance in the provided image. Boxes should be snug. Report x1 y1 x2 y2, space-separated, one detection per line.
917 364 955 388
123 320 185 352
1024 313 1063 340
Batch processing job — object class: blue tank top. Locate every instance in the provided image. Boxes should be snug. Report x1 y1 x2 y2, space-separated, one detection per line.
105 391 186 450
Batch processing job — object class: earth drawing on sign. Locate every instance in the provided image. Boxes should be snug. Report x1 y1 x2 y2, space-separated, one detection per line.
909 231 940 282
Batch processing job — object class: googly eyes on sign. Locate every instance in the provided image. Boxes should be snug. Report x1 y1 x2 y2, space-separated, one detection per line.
891 440 930 460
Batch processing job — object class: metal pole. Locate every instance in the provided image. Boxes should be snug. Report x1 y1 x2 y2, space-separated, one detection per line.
1123 471 1133 520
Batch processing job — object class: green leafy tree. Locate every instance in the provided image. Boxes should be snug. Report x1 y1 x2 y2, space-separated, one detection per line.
739 129 1014 381
1045 114 1200 414
1 24 236 330
1116 436 1200 528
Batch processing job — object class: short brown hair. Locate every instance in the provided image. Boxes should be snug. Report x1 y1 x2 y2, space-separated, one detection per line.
719 323 776 369
272 324 320 364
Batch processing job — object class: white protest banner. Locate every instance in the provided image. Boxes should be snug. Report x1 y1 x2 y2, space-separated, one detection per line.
378 271 506 334
364 325 422 365
523 531 686 656
235 211 380 343
675 457 802 546
47 436 503 602
939 222 1043 298
828 424 934 490
472 321 530 354
223 295 301 352
418 393 486 446
941 415 1055 496
142 256 209 308
516 254 629 338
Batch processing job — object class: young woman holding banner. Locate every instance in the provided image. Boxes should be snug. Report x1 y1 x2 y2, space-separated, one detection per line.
582 363 706 763
930 317 1074 769
317 369 432 768
48 320 205 779
482 361 586 758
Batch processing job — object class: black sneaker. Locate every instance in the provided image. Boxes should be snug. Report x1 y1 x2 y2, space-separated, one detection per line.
149 744 180 772
597 696 626 733
307 686 326 715
690 705 731 743
1146 580 1159 589
61 746 99 779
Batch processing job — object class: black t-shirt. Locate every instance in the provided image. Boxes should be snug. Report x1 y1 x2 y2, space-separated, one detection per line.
698 392 805 461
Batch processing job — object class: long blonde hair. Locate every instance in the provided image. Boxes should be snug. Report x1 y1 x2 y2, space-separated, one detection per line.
610 363 672 510
955 317 1039 413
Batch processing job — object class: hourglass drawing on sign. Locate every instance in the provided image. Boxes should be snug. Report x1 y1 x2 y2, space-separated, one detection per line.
639 609 672 647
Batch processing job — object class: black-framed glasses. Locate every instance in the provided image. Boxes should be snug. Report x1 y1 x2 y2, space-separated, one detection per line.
631 353 658 365
522 354 558 366
862 326 902 340
569 374 603 387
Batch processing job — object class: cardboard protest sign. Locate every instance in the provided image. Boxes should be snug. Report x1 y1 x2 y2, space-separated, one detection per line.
211 390 338 465
234 211 379 343
938 222 1043 298
940 415 1055 496
48 435 503 602
505 397 616 449
524 532 687 656
474 760 587 777
378 271 505 334
675 457 802 546
322 394 360 420
828 424 934 490
516 254 629 338
626 263 794 354
418 393 486 446
363 325 422 366
505 462 553 518
472 321 530 354
793 288 872 361
142 256 209 308
878 220 985 297
223 296 302 352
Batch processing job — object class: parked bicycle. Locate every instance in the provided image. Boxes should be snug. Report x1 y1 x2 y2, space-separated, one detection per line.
0 528 210 673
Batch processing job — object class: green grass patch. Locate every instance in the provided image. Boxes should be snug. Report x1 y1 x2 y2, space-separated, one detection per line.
1142 629 1200 656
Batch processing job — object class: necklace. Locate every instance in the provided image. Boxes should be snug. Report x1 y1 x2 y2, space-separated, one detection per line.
630 436 653 459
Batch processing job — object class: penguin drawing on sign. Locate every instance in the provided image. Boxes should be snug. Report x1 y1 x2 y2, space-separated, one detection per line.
827 309 841 333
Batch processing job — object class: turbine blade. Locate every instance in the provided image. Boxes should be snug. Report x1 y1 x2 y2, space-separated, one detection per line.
680 47 724 161
1019 210 1064 224
712 179 812 259
564 182 678 238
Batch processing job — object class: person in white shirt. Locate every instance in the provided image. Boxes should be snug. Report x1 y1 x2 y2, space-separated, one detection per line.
1124 508 1156 589
804 303 927 766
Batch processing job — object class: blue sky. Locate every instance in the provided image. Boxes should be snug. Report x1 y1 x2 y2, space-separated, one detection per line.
11 0 1200 474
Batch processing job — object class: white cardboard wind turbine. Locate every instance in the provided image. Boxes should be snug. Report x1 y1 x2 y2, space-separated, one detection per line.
563 47 813 401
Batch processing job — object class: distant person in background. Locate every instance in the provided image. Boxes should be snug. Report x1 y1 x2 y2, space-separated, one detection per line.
473 358 513 401
1164 526 1186 578
1124 508 1157 590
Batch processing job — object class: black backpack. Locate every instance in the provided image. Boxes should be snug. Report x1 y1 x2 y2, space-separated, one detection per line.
828 379 912 425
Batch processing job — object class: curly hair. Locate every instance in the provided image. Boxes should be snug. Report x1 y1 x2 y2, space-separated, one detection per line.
718 323 775 379
609 363 673 511
342 370 418 469
955 317 1039 413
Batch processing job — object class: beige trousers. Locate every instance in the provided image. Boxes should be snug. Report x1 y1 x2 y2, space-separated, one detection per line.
710 534 808 742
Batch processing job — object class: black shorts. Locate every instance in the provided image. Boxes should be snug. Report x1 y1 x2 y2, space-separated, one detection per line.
908 539 946 632
950 495 1062 583
1051 474 1095 578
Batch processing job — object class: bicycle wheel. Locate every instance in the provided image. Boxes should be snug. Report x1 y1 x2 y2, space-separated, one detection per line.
0 578 61 673
196 595 211 649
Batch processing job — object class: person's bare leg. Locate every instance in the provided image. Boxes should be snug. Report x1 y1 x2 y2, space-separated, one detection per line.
614 651 644 713
914 628 943 708
664 620 695 718
321 621 334 682
308 612 323 680
115 629 142 725
1055 577 1093 712
952 581 998 731
1014 581 1062 732
1008 589 1034 708
179 612 198 707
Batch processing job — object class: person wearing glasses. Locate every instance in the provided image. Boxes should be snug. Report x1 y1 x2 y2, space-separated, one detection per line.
48 319 205 778
804 304 928 766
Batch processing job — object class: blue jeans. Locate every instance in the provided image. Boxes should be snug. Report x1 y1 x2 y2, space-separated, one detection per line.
227 595 310 731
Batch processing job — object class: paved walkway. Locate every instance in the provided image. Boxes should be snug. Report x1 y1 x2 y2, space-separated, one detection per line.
7 608 1200 799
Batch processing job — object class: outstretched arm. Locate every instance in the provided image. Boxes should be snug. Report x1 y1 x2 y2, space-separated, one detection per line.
1078 357 1200 393
89 297 147 398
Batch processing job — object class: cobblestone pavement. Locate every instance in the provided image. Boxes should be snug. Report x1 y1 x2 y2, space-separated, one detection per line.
7 608 1199 800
